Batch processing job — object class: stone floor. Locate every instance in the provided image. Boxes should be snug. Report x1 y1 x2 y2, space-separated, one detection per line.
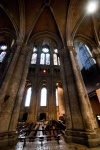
2 139 100 150
2 122 100 150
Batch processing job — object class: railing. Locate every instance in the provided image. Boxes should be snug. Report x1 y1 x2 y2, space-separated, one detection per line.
18 128 63 147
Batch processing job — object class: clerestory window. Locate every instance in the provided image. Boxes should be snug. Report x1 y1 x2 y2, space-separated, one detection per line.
53 49 60 65
77 42 96 70
30 46 60 66
40 47 50 65
31 47 37 64
0 45 7 62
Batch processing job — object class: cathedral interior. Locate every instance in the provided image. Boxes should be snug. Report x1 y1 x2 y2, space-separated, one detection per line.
0 0 100 149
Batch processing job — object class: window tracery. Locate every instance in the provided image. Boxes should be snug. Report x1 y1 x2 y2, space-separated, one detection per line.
40 47 50 65
77 42 96 70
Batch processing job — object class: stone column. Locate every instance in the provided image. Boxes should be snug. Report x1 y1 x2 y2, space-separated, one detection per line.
94 52 100 69
27 87 38 123
59 47 100 147
8 46 32 132
0 44 29 147
50 83 57 120
66 46 100 147
59 49 72 129
60 48 84 130
0 40 23 112
96 88 100 103
68 46 98 130
57 85 65 115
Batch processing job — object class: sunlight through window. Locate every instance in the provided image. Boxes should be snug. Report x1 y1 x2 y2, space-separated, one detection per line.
25 87 32 107
40 87 47 106
56 88 58 106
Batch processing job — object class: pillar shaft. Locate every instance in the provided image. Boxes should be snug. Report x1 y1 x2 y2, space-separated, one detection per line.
50 83 57 120
57 86 65 115
59 48 84 130
9 48 31 131
95 52 100 69
0 40 23 111
59 50 72 129
0 45 29 132
68 46 98 131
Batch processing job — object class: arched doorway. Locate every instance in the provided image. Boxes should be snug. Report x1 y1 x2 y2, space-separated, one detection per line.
40 113 46 121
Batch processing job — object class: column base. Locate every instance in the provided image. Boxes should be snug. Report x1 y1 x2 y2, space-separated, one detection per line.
0 131 18 148
64 129 100 147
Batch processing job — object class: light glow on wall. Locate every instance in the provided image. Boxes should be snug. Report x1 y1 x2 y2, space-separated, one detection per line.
86 1 98 14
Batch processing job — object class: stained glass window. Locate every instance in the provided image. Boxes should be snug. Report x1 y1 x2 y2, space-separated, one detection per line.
31 47 37 64
53 54 57 65
53 49 60 65
0 45 7 50
78 42 96 70
40 53 45 64
46 53 50 65
42 47 49 53
40 47 50 65
31 53 37 64
0 45 7 62
0 52 6 62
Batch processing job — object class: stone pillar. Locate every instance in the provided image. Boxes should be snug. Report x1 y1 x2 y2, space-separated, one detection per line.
57 86 65 115
96 88 100 103
94 52 100 69
59 47 100 147
0 40 23 112
68 46 98 130
0 44 30 147
27 87 38 123
50 83 57 120
59 49 72 129
59 48 84 130
8 47 32 132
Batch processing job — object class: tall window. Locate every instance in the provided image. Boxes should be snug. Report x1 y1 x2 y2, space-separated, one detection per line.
40 87 47 106
40 47 50 65
56 88 58 106
77 42 96 70
0 45 7 62
53 49 60 65
31 47 37 64
25 87 32 107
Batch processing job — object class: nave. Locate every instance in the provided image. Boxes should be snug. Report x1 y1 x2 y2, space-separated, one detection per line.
2 121 100 150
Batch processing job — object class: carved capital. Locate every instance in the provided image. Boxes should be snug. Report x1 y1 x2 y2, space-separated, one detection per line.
68 46 77 57
93 51 100 58
21 45 31 55
16 39 23 47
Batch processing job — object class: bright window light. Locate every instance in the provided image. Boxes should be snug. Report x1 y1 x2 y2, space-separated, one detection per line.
86 1 98 14
25 87 32 107
1 45 7 50
56 89 58 106
40 87 47 106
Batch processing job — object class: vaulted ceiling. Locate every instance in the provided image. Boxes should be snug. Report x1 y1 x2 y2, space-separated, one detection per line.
0 0 99 48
